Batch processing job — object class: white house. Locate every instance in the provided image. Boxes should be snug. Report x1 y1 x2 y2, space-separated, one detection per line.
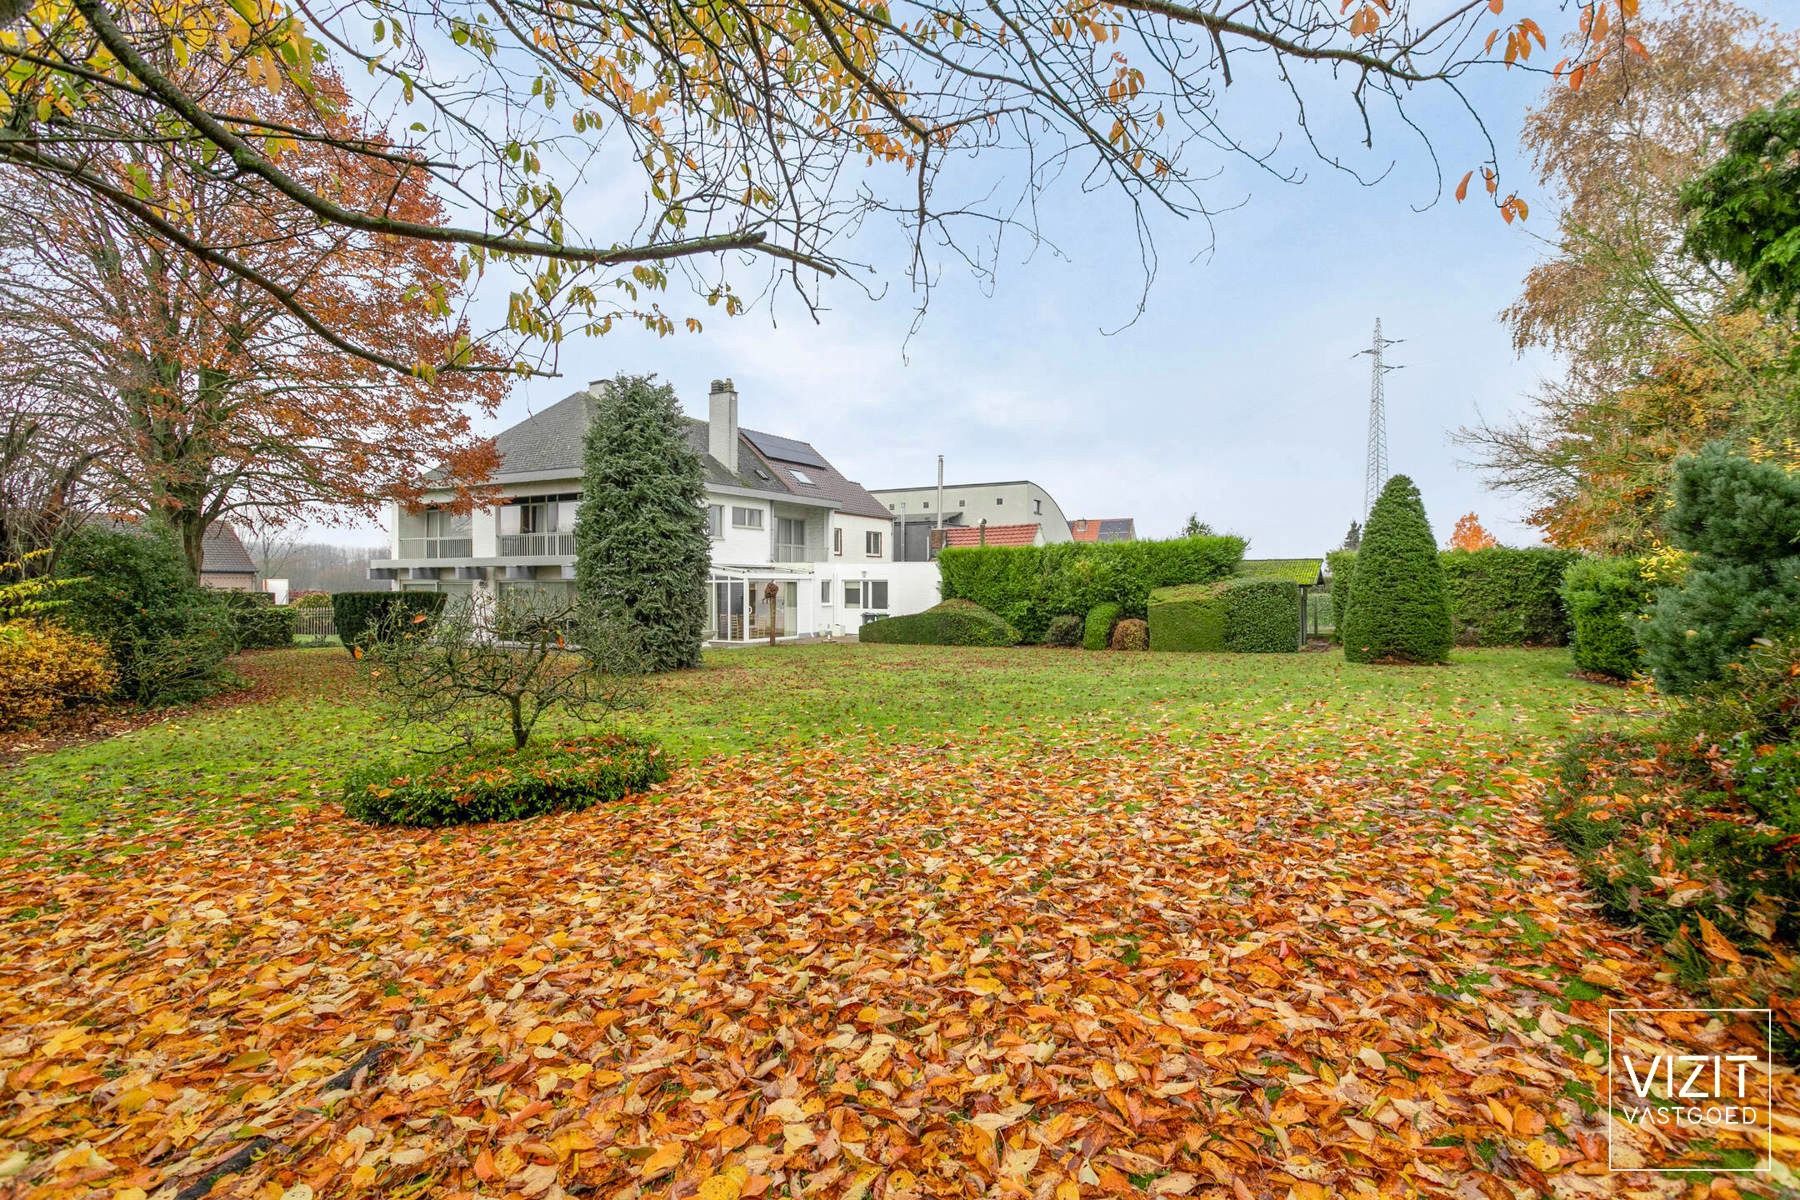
369 379 940 642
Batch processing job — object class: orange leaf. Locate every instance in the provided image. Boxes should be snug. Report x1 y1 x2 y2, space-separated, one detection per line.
1455 170 1473 203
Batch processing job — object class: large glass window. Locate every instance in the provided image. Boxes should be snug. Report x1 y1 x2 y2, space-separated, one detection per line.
866 580 889 610
499 494 577 555
775 517 807 562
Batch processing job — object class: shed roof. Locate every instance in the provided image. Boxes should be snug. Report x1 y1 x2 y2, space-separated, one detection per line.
939 522 1042 548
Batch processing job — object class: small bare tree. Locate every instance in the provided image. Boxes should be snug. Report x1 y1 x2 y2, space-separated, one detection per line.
367 590 646 751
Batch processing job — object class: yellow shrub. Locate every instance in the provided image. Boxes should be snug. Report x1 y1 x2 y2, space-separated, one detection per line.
0 620 116 730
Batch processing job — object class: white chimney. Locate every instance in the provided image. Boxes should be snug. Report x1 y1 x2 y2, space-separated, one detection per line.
709 378 739 473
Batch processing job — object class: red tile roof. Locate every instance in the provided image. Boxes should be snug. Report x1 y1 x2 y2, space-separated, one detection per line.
939 522 1041 548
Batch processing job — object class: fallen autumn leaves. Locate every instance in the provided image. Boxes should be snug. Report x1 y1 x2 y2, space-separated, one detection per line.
1 725 1792 1198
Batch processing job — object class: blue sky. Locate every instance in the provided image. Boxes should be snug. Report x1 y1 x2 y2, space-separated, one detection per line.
336 32 1587 555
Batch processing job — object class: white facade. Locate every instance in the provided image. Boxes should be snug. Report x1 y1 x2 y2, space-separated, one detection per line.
371 380 930 642
869 480 1075 543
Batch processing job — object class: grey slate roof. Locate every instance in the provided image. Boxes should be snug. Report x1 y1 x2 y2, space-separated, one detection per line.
491 389 891 520
200 522 257 576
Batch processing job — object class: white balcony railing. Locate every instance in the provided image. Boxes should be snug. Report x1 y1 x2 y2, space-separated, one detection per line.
398 536 473 559
499 532 576 556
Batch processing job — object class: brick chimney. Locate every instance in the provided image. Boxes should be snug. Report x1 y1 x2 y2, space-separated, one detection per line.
709 378 739 474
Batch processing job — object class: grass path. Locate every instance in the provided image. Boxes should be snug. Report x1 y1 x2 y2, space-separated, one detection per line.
3 647 1788 1196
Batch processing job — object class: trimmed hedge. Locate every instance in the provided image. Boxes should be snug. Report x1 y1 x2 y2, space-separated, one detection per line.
858 599 1020 647
1440 547 1579 646
221 591 297 650
1043 614 1083 647
1109 617 1148 651
1339 476 1452 665
331 590 448 654
937 535 1244 641
1325 550 1357 642
1561 557 1651 680
342 734 667 827
1148 578 1300 653
1083 602 1121 651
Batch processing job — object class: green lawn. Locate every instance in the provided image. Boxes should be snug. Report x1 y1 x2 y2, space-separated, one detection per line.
0 643 1642 861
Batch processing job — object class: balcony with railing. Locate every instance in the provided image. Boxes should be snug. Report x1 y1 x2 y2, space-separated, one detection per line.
397 536 474 559
499 532 576 557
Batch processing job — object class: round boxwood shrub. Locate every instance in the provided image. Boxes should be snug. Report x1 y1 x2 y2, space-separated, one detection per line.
342 734 667 827
1109 617 1148 651
1561 557 1651 680
1043 614 1083 647
1339 475 1452 665
859 599 1019 647
331 590 447 655
1083 602 1121 650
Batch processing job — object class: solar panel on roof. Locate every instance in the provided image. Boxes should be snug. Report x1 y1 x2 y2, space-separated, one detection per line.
743 429 829 470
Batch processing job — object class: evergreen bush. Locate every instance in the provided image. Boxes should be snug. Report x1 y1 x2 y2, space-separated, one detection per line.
343 734 667 827
1147 579 1299 653
575 375 710 671
858 599 1019 646
331 590 446 655
54 525 233 704
1082 602 1121 650
220 591 296 649
1338 476 1452 665
1641 448 1800 693
1561 557 1652 680
937 535 1244 641
1043 614 1083 647
1440 547 1579 646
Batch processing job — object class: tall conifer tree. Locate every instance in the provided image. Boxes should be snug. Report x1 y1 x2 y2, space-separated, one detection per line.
574 375 709 671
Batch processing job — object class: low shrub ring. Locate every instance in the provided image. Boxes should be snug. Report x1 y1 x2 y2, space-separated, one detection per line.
342 734 668 827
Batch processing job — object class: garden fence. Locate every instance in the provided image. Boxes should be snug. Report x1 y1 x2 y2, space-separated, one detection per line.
293 609 337 638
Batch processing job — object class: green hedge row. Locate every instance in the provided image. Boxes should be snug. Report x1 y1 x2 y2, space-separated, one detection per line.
343 734 668 826
1562 557 1651 680
1147 578 1301 653
858 599 1020 646
1440 547 1580 647
937 536 1245 642
220 591 296 649
330 590 448 654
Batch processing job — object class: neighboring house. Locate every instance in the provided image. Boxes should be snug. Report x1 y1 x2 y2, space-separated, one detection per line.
935 522 1046 549
369 379 939 641
198 523 259 591
1069 518 1136 543
870 479 1074 560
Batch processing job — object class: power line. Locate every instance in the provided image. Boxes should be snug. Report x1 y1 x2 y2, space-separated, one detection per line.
1354 318 1403 518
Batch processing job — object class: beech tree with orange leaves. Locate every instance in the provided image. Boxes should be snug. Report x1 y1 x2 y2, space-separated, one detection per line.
1 0 1650 374
1447 513 1497 551
0 62 504 577
1457 2 1800 554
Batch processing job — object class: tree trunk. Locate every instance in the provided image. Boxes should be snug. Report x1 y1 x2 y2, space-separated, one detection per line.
510 696 527 749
